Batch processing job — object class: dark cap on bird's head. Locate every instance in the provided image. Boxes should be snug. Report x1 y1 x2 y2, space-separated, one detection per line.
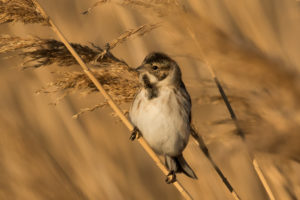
136 52 182 86
143 52 174 64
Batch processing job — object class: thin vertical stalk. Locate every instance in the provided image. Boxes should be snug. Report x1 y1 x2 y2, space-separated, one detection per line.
30 0 193 199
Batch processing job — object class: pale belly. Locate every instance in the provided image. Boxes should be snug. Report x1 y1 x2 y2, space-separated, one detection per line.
129 88 190 156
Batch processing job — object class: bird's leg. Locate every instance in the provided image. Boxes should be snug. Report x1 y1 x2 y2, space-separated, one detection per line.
129 126 141 141
165 170 176 184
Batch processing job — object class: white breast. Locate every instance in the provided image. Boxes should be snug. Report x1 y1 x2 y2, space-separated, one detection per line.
129 87 190 156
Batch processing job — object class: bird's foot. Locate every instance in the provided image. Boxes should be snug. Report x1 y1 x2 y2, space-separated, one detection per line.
165 170 176 184
129 127 141 141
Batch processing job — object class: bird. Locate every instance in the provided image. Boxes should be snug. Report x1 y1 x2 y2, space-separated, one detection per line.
129 52 197 183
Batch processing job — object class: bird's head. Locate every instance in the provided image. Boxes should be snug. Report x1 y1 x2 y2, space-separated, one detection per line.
136 52 182 87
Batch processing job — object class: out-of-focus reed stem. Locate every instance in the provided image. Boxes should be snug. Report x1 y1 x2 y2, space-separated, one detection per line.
30 0 193 199
187 21 276 200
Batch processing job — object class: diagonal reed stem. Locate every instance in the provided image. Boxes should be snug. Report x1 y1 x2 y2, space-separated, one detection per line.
191 127 241 200
210 70 275 200
211 69 275 200
187 24 276 200
30 0 193 199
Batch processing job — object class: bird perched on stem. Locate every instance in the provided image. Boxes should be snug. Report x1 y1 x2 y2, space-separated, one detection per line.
129 52 197 183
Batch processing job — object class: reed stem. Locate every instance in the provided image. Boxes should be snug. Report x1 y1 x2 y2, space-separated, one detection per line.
187 22 275 200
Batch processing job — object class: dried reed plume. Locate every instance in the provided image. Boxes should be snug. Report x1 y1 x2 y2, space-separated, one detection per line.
0 0 158 115
82 0 183 17
0 0 158 110
0 0 46 25
49 67 139 102
0 23 158 110
0 34 141 117
107 23 159 50
0 35 123 68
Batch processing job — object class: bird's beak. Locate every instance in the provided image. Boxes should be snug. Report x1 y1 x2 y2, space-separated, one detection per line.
135 65 145 73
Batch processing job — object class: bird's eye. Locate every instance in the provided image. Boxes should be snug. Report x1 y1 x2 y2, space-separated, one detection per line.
152 65 158 70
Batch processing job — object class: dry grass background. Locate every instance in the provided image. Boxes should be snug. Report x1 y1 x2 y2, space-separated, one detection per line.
1 0 300 199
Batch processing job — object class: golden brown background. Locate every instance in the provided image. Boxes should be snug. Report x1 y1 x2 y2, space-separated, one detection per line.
1 0 300 199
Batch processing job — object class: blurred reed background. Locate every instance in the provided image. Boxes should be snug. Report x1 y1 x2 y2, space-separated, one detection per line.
0 0 300 199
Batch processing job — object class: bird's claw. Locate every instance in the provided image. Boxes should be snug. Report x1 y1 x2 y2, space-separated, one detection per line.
165 170 176 184
129 127 141 141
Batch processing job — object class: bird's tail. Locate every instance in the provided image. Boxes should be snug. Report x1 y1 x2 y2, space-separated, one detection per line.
165 154 197 179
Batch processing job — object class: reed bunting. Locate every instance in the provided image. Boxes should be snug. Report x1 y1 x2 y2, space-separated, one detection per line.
129 52 197 183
